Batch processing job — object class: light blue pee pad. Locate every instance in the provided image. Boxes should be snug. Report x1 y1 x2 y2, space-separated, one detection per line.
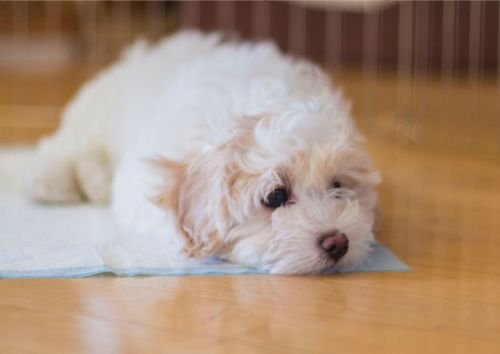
0 243 409 279
0 147 409 279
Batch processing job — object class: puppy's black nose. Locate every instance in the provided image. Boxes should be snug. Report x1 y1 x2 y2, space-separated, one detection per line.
320 232 349 262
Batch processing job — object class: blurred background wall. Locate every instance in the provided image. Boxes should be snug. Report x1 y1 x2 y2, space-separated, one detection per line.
0 1 499 160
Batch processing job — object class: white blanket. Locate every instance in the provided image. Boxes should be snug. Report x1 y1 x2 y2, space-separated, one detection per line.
0 147 409 278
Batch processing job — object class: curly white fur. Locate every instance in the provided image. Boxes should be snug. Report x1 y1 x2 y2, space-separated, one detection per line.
27 31 380 274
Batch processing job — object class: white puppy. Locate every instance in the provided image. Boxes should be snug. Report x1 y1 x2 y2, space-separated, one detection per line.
27 31 380 274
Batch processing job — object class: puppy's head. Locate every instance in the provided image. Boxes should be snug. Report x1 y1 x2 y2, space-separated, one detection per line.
153 105 380 274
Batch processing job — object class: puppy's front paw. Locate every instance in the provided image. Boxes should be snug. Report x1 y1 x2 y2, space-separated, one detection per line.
26 158 82 204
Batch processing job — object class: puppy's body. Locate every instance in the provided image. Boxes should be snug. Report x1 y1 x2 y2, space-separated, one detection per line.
29 31 380 274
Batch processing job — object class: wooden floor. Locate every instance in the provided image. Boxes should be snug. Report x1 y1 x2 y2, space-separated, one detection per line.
1 66 500 353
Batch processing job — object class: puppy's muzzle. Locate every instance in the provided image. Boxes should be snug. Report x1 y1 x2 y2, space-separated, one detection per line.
320 232 349 262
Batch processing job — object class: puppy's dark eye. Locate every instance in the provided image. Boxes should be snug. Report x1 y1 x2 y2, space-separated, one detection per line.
332 181 342 189
264 188 288 208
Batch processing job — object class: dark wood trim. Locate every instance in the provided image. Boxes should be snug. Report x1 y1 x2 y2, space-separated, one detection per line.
179 1 500 75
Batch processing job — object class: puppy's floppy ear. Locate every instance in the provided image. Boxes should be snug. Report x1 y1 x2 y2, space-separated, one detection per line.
150 153 231 258
151 119 259 259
